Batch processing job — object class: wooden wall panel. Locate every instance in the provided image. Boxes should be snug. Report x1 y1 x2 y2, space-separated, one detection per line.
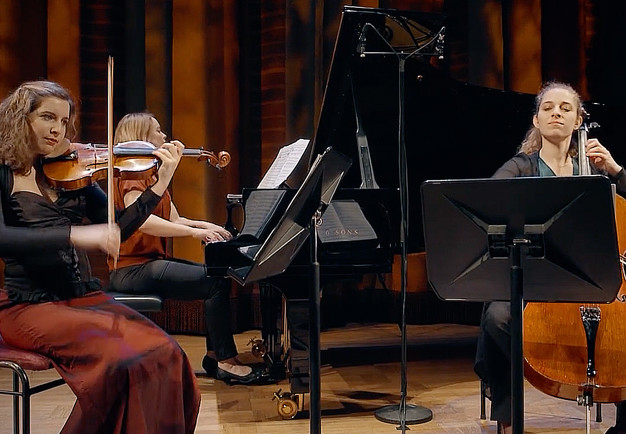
259 2 287 174
79 0 125 143
171 1 210 262
0 1 23 97
171 1 240 262
508 0 541 93
47 0 81 132
145 0 172 136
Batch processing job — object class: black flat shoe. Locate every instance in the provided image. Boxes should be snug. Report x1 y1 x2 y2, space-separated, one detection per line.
215 366 262 385
202 356 218 377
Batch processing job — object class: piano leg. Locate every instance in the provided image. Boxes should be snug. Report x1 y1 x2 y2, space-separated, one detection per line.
286 298 310 394
260 282 286 381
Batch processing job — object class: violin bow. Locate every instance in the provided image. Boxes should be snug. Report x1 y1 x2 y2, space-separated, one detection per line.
107 56 118 268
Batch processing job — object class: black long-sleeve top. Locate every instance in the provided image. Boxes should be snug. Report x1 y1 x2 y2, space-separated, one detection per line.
0 164 161 303
493 151 626 195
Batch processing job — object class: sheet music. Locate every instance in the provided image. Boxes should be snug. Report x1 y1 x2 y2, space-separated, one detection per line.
238 189 288 240
257 138 310 189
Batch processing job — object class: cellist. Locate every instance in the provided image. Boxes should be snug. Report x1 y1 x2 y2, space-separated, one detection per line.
474 81 626 434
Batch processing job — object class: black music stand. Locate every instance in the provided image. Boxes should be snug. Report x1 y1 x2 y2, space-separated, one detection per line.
421 175 621 434
228 147 352 434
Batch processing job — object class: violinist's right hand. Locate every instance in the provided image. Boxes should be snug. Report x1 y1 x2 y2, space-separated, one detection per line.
151 140 184 197
70 224 121 260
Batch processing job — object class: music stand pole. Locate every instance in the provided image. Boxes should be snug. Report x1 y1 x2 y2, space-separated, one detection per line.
374 55 433 431
510 240 526 434
309 211 322 434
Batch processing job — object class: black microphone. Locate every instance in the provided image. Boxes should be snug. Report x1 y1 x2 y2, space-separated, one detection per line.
357 25 367 57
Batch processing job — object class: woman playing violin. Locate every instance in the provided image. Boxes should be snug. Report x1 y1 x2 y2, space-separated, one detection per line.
474 81 626 434
0 81 200 433
108 112 261 384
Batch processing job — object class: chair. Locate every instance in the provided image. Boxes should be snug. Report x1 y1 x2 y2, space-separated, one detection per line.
0 292 162 434
0 335 65 434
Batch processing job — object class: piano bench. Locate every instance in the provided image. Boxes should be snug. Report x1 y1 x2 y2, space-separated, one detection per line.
108 292 163 312
0 334 66 434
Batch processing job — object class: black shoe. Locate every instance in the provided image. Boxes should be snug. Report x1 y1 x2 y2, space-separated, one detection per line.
606 427 626 434
202 356 218 377
215 366 262 385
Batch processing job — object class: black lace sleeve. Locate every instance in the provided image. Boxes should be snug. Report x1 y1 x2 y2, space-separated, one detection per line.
0 165 71 255
82 182 161 241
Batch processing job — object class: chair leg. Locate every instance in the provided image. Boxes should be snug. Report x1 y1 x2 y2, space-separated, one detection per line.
12 371 19 434
9 363 31 434
596 402 602 423
22 384 30 434
480 379 487 420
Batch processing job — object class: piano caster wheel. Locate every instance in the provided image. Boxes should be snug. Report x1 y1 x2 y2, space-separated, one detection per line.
272 388 300 419
247 337 267 358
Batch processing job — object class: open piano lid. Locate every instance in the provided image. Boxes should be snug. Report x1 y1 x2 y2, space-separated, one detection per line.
288 5 533 251
288 5 626 252
288 6 448 191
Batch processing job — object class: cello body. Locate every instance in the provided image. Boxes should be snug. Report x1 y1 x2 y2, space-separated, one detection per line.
523 194 626 402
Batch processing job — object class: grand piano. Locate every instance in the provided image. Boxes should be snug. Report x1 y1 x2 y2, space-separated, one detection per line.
205 4 626 418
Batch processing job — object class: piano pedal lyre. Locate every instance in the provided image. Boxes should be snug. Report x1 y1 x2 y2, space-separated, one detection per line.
272 388 304 419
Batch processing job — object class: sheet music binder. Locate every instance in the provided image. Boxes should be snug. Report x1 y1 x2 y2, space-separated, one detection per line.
234 189 290 243
225 139 310 244
228 147 352 285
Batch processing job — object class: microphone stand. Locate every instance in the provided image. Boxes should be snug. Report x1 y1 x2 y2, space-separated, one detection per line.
358 21 444 433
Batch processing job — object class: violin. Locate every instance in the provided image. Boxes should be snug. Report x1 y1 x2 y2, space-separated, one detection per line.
42 140 231 190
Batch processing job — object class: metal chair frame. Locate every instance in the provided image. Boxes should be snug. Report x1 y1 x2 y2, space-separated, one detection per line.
0 358 65 434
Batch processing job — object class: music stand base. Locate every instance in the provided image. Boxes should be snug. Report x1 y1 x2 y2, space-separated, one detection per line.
374 404 433 425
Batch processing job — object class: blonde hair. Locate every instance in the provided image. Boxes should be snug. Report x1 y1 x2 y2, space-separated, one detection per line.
518 81 584 156
0 81 76 174
114 112 156 144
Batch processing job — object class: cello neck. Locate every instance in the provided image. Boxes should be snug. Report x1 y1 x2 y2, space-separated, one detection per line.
578 125 592 176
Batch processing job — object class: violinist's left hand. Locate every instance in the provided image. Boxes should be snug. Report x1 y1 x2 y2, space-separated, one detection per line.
151 140 184 196
586 138 622 177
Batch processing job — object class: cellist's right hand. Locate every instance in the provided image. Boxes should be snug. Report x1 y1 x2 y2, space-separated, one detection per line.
151 140 184 196
70 224 121 260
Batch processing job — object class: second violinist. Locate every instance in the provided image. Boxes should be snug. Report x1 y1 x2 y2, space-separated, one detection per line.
108 112 262 384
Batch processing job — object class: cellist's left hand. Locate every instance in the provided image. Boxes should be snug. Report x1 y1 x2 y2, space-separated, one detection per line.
586 138 622 177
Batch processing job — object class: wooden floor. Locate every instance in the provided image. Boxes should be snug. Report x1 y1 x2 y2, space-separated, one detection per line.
0 323 617 433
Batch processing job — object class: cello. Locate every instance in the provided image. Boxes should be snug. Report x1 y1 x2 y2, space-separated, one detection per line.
523 122 626 413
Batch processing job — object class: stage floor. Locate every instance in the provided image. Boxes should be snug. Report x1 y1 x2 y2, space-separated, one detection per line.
0 323 616 433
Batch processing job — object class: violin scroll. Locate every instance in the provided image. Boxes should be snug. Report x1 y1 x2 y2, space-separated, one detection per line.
200 150 231 169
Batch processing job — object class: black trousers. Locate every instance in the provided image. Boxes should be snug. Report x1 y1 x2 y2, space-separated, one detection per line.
109 258 238 361
479 301 512 424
